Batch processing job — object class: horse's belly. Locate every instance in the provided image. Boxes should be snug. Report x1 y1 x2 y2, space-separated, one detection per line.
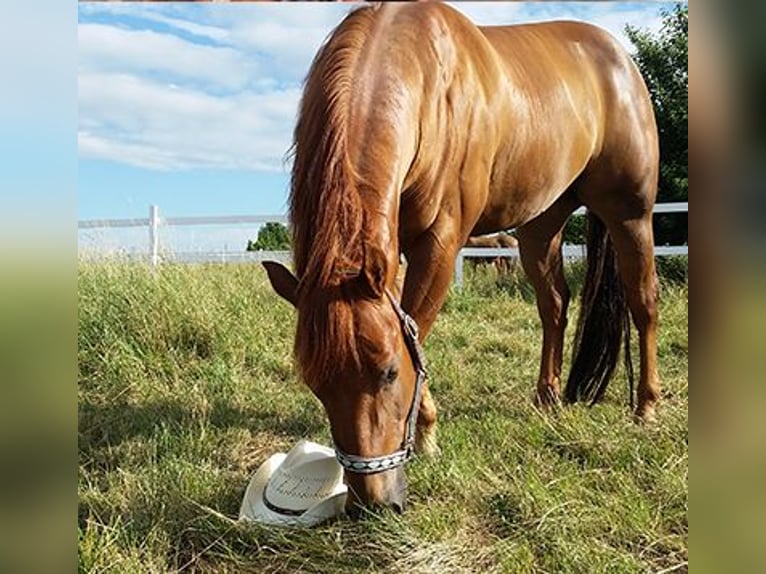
471 196 551 235
472 167 580 234
472 120 594 234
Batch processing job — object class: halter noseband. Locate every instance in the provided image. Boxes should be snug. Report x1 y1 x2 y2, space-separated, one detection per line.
334 289 427 475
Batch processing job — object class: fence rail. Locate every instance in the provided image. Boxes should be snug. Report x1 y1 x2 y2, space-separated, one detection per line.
78 203 687 286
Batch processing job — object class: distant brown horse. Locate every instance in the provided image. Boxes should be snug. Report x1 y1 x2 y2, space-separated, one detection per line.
264 3 659 514
465 232 519 278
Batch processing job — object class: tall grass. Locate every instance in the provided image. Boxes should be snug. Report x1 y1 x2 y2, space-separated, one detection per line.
78 261 687 573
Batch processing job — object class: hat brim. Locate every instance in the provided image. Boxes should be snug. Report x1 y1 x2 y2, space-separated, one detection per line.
238 452 347 527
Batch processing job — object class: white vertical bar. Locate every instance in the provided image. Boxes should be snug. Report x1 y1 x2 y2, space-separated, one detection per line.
149 204 159 269
454 250 464 288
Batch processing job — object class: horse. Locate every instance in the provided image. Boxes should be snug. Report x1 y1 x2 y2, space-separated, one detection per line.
263 2 660 514
465 232 519 279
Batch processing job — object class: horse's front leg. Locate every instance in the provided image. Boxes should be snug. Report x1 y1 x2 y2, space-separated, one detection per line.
401 219 462 457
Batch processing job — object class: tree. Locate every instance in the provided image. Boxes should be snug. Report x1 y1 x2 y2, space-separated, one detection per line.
626 4 688 246
247 222 291 251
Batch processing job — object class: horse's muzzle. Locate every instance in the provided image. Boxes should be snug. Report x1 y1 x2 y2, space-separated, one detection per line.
344 467 407 518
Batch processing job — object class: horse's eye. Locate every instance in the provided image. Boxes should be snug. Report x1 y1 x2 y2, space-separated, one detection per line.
382 366 399 384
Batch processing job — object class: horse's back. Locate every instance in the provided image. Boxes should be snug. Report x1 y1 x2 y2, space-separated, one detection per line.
475 19 658 228
491 20 656 156
314 4 658 242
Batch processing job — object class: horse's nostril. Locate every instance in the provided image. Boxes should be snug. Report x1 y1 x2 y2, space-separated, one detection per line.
389 487 406 515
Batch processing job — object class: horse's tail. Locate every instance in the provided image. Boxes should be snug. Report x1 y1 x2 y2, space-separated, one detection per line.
565 211 634 406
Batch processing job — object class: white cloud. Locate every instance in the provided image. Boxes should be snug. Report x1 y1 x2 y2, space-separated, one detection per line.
215 5 351 84
79 72 300 172
126 11 229 43
451 2 664 53
589 8 665 51
79 23 254 90
78 1 231 42
447 2 530 27
78 3 667 175
77 6 353 173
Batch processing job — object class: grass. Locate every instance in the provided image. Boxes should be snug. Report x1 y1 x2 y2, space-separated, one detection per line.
78 260 688 573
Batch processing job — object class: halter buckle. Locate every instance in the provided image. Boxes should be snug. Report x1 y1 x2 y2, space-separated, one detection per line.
403 314 419 340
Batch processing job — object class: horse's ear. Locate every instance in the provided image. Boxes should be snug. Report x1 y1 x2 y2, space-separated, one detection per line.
362 244 388 298
262 261 298 308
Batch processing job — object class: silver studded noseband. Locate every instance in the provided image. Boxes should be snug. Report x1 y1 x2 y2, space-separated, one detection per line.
334 289 427 475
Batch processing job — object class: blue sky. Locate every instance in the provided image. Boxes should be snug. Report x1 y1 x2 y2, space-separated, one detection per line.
78 2 670 252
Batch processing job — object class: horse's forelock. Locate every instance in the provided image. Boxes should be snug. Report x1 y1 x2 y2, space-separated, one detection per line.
295 288 361 392
289 7 379 389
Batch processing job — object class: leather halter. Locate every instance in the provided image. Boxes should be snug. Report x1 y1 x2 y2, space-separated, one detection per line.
334 289 427 475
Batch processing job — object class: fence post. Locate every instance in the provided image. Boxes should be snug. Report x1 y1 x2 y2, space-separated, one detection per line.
149 204 160 270
454 250 464 289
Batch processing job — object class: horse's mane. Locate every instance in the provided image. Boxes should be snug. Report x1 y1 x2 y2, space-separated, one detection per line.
290 6 376 291
288 6 378 388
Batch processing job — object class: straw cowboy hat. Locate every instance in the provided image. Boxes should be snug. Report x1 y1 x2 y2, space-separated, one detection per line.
238 440 348 527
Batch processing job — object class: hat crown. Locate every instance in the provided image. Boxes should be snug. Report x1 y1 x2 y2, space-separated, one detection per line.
262 440 344 513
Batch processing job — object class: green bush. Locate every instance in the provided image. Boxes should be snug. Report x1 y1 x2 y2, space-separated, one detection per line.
247 222 291 251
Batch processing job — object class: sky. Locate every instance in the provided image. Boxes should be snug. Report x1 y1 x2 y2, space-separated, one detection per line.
77 2 670 254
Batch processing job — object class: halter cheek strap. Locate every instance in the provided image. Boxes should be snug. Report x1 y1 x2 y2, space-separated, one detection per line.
333 289 428 475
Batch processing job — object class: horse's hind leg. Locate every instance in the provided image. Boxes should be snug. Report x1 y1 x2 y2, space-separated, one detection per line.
604 214 661 421
516 195 579 406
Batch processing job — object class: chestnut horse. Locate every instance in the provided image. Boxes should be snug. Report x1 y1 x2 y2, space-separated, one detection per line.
465 232 519 278
264 3 659 514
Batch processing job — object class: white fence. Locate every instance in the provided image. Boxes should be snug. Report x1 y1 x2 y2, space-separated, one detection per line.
78 203 687 286
454 202 688 286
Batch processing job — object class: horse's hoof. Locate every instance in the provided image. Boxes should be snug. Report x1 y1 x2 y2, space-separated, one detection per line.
415 426 441 458
533 385 562 411
634 403 658 424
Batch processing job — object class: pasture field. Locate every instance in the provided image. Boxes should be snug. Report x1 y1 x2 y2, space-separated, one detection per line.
78 260 687 573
